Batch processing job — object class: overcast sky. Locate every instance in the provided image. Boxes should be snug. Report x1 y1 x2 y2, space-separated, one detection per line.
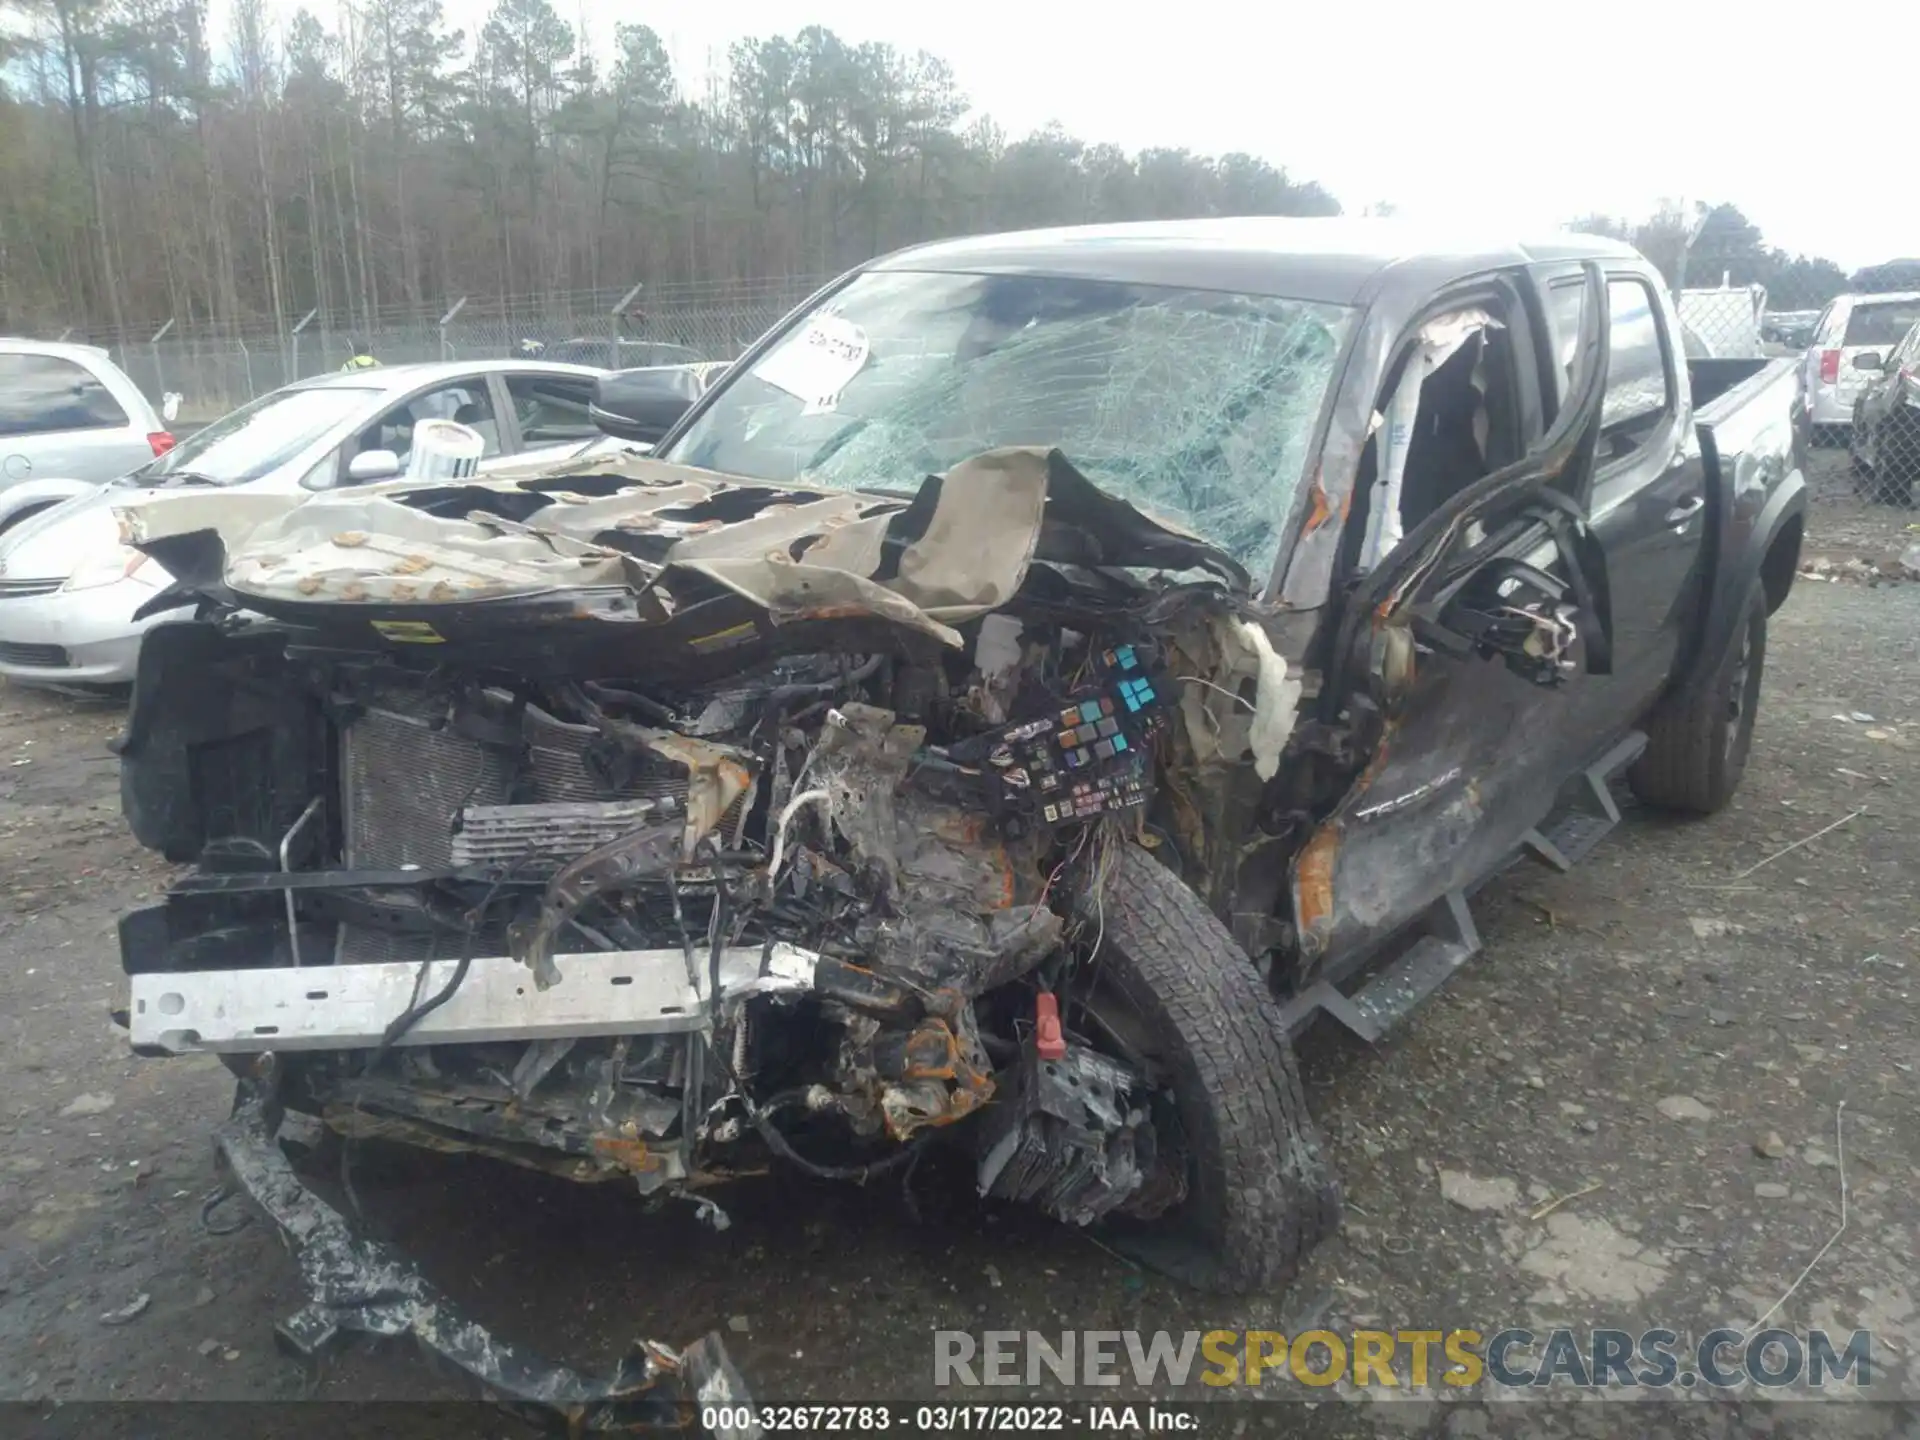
416 0 1909 271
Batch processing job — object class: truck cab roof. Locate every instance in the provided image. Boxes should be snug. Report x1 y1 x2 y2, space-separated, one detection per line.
871 217 1644 307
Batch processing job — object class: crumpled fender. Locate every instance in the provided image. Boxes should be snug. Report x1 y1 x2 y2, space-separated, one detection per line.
1673 461 1807 707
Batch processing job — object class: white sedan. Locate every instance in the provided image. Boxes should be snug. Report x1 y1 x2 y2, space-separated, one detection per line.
0 360 616 686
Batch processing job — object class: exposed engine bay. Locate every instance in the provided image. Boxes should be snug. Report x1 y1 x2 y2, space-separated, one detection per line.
115 444 1353 1286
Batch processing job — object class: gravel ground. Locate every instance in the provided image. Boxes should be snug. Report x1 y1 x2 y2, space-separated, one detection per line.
1 483 1915 1435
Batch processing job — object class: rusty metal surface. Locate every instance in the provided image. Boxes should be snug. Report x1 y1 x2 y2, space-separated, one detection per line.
115 446 1248 652
213 1077 750 1431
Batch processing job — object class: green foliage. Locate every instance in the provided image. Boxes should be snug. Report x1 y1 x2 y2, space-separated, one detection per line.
1568 202 1850 311
1850 259 1920 293
3 0 1855 341
0 0 1358 333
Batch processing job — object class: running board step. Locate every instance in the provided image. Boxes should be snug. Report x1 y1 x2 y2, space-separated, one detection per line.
1280 890 1481 1043
1279 732 1646 1042
1521 730 1646 872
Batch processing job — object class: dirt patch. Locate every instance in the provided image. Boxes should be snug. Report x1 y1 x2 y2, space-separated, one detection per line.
1801 447 1919 578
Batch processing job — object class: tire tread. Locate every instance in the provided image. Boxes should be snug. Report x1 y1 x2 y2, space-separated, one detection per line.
1095 845 1340 1293
1629 582 1767 814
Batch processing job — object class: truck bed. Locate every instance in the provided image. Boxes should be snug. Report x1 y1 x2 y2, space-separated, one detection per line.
1691 356 1800 472
1690 356 1794 423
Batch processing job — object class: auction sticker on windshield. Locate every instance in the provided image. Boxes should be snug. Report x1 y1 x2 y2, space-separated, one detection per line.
754 312 870 414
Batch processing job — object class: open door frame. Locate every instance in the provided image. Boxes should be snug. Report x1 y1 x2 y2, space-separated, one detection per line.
1320 261 1613 718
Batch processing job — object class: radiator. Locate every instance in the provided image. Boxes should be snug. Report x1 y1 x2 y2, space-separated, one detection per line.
336 699 690 964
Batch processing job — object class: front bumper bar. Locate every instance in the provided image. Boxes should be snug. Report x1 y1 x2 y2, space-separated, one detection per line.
215 1076 755 1433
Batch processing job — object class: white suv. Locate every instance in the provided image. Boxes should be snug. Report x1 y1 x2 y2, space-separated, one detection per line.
1801 293 1920 440
0 340 174 532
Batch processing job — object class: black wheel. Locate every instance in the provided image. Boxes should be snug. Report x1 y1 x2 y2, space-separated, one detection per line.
1073 844 1339 1293
1629 581 1767 815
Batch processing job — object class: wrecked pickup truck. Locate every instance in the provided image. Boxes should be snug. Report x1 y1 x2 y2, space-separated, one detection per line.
109 219 1804 1411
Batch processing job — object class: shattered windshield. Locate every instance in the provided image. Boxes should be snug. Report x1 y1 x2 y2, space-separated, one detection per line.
665 271 1354 576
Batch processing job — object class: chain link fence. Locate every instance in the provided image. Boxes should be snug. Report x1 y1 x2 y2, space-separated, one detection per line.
37 266 1920 508
49 275 831 425
1679 275 1920 507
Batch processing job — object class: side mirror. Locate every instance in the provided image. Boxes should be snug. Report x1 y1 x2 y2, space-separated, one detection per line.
346 448 402 483
1853 352 1885 372
1418 557 1581 688
589 366 704 445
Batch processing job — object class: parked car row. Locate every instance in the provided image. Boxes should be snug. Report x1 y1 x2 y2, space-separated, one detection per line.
0 352 726 686
1762 309 1821 349
1797 291 1920 442
1846 319 1920 502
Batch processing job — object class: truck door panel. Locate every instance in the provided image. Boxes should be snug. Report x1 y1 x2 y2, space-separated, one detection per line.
1542 271 1703 727
1289 266 1611 977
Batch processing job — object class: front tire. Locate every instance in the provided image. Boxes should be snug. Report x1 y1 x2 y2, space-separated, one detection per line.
1629 581 1767 815
1081 845 1340 1293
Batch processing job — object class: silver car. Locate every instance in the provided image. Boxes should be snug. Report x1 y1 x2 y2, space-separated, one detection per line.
1 339 174 526
0 360 614 686
1800 291 1920 437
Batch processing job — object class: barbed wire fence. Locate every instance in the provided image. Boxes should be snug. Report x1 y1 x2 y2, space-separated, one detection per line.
40 274 832 424
32 264 1920 510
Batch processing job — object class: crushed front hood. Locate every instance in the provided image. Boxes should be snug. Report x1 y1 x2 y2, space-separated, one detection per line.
116 446 1250 657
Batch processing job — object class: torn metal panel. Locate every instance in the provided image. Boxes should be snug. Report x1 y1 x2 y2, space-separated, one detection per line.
322 1062 693 1187
231 494 634 605
510 822 683 990
215 1081 748 1431
809 703 927 886
633 728 757 859
115 446 1251 660
681 552 967 649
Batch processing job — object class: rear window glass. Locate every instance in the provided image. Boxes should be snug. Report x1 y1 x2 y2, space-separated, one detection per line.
0 352 130 437
1542 277 1673 455
1842 302 1920 347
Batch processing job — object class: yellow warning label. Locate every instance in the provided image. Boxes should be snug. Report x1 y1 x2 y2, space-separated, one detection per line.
371 619 446 644
688 620 757 652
